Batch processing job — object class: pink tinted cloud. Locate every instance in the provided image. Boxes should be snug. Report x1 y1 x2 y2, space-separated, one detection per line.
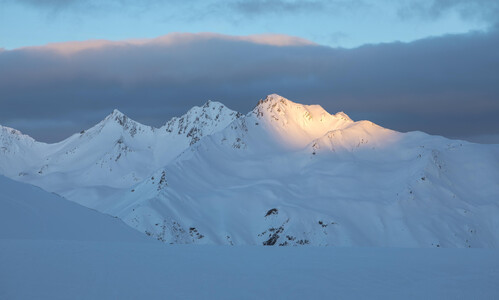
20 33 316 55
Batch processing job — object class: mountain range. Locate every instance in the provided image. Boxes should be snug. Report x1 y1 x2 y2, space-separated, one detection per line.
1 94 498 247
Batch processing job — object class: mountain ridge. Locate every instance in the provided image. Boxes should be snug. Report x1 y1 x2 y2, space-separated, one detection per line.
1 94 498 247
0 99 241 201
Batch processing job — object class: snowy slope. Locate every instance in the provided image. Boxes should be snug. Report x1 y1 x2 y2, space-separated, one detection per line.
108 95 499 247
0 175 150 242
1 94 498 247
3 177 497 299
0 101 240 207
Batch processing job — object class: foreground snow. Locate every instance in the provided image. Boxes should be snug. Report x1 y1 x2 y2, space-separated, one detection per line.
1 241 498 299
0 175 150 242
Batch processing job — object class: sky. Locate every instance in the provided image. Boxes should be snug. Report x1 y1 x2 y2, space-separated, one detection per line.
0 0 498 143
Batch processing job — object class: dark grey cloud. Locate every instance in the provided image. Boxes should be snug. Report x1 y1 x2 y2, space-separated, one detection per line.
4 0 357 12
231 0 323 14
7 0 498 22
0 0 174 15
0 31 498 143
0 0 92 12
397 0 499 23
0 0 369 24
5 0 498 36
226 0 361 16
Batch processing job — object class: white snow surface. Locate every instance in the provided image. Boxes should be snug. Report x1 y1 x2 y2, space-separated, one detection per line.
0 175 150 242
1 241 498 299
3 172 497 299
1 94 499 247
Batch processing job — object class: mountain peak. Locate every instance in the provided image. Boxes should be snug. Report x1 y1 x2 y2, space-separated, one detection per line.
0 125 24 137
181 100 237 119
253 94 328 121
102 109 138 128
0 125 36 146
255 94 290 108
253 94 353 123
244 94 356 150
333 111 353 122
202 100 214 107
105 109 127 123
111 109 125 117
162 100 242 145
253 94 297 118
84 109 151 139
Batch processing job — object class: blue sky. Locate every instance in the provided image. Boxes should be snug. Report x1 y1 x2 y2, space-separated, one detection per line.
0 0 493 49
0 0 498 143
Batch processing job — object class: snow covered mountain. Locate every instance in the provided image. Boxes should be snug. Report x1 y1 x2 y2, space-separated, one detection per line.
1 94 498 247
0 100 241 207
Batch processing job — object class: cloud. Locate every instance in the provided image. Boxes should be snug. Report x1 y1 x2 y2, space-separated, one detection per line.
5 0 498 27
397 0 499 23
3 0 368 21
27 33 315 55
6 0 359 13
228 0 326 16
0 0 182 18
227 0 371 18
0 31 498 143
0 0 95 12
